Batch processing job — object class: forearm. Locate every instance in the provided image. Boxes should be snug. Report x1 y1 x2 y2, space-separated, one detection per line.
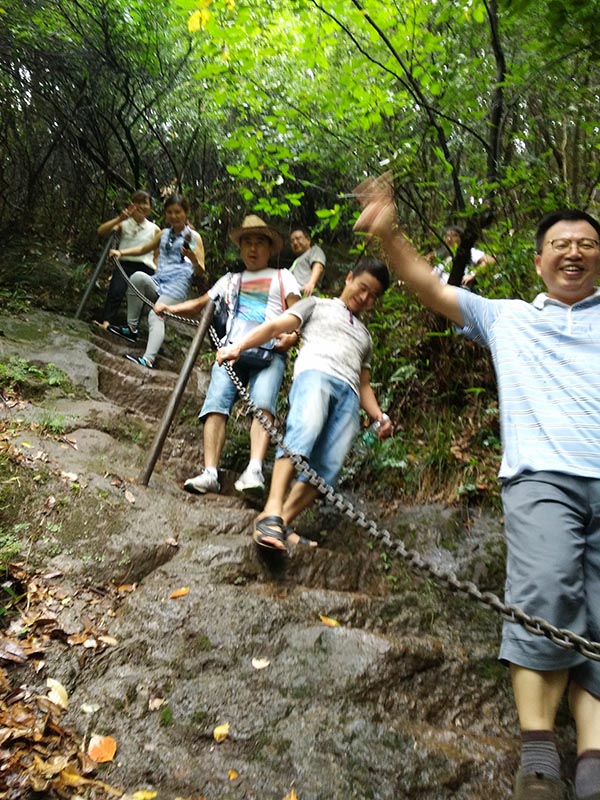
116 244 145 258
378 229 463 324
359 382 384 421
97 216 122 237
167 295 210 317
192 240 206 275
304 262 324 294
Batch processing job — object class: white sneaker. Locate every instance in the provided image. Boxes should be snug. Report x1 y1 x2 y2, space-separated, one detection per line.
184 470 220 494
234 465 265 495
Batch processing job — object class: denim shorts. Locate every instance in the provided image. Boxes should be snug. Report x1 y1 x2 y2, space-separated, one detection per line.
199 353 286 420
500 471 600 697
278 370 360 486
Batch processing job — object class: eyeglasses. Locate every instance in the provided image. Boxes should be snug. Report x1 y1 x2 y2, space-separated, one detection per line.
547 238 600 253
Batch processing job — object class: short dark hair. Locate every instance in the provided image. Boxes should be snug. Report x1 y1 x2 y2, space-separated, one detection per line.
535 209 600 253
164 193 189 214
290 226 311 239
131 189 152 205
352 256 390 293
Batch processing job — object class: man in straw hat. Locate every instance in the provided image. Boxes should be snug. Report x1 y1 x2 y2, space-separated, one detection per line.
155 215 300 496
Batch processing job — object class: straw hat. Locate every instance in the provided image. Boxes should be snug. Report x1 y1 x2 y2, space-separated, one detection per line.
229 214 284 254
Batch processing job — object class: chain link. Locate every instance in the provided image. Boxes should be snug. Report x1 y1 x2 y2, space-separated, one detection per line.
110 256 600 662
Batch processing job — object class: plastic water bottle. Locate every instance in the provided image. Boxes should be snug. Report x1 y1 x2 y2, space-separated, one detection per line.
361 419 382 448
356 414 389 457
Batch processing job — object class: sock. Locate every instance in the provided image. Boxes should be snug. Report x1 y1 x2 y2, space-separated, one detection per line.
248 459 263 473
204 466 218 478
520 730 561 780
575 750 600 799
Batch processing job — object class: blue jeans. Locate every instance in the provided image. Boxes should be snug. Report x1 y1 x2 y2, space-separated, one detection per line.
199 353 286 420
279 370 360 486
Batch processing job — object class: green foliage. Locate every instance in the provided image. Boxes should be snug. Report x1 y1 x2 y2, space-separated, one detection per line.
0 358 73 399
0 530 21 568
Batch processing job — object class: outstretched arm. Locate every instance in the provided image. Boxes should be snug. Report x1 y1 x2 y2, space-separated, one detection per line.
109 230 162 259
353 173 464 327
154 293 211 318
216 312 301 365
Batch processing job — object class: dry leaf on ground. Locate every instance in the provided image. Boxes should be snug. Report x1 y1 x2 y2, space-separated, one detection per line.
213 722 230 742
87 734 117 763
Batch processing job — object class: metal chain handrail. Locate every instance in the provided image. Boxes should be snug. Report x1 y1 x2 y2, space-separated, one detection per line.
108 255 600 662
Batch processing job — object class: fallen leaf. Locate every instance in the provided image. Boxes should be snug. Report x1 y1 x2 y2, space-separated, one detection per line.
43 496 57 511
117 583 136 593
60 471 78 482
81 702 101 714
165 537 178 547
169 587 190 599
124 489 136 504
148 697 165 711
213 722 230 742
97 635 118 646
46 677 68 709
251 658 270 670
228 769 239 780
319 615 340 627
282 791 298 800
21 441 33 448
88 734 117 763
132 791 158 800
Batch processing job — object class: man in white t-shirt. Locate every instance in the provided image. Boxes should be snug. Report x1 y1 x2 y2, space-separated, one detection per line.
155 215 300 496
217 257 393 551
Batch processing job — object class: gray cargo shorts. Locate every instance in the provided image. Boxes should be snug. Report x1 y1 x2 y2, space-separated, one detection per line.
499 471 600 698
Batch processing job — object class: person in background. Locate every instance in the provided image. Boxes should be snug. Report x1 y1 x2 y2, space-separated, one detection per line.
354 171 600 800
108 194 204 369
289 227 326 296
217 257 392 551
96 190 160 328
155 215 300 496
429 224 496 287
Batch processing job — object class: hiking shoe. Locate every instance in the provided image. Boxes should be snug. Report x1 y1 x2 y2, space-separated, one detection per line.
513 770 565 799
184 470 220 494
107 323 138 343
124 353 154 369
234 465 265 495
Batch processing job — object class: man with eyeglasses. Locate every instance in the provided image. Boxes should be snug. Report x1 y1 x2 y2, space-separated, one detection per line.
354 173 600 800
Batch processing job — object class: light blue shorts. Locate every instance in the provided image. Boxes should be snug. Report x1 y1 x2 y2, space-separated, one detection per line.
500 471 600 697
278 370 360 486
199 353 286 420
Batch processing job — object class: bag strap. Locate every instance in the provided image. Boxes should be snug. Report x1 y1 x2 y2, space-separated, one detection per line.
278 270 286 310
223 272 242 340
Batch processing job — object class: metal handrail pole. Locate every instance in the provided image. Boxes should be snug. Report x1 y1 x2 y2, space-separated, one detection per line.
75 233 115 319
137 300 215 486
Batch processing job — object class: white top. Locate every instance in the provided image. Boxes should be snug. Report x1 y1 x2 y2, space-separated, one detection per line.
119 217 160 271
288 297 373 397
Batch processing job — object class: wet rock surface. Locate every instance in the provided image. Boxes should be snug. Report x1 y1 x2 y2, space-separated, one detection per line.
0 310 577 798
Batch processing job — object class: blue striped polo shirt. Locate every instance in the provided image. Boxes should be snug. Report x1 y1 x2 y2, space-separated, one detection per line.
457 288 600 480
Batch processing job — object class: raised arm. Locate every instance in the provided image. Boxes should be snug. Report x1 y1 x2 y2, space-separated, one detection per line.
353 173 464 327
187 235 206 276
